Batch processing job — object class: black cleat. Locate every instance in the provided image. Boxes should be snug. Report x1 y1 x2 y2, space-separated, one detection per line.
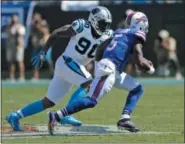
117 119 140 133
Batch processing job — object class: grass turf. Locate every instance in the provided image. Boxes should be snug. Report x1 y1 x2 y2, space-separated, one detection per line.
1 84 184 143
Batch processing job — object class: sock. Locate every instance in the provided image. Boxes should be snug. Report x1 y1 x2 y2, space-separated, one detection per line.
66 87 87 107
123 85 143 114
17 99 44 118
56 97 97 119
121 113 131 120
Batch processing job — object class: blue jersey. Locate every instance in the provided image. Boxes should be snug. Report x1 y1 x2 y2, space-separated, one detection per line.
103 28 146 72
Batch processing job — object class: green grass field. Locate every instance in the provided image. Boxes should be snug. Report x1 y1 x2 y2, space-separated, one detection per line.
1 79 184 143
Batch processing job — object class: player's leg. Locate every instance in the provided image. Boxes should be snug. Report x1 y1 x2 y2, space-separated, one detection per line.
16 46 25 81
169 56 183 80
61 81 91 126
6 75 72 131
114 72 143 132
6 48 16 82
49 74 115 134
66 61 94 106
6 56 73 131
48 59 116 134
9 62 16 82
63 62 94 125
58 56 92 126
62 58 115 114
64 74 115 114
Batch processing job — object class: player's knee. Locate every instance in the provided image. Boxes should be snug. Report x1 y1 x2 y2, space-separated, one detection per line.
130 85 143 95
42 97 55 109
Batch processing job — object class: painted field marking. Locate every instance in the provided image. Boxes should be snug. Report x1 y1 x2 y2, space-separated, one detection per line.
1 124 181 139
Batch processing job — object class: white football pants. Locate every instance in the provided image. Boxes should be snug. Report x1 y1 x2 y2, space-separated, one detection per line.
88 58 140 102
46 55 92 104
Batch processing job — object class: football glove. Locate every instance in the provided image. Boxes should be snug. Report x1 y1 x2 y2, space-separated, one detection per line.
31 50 46 69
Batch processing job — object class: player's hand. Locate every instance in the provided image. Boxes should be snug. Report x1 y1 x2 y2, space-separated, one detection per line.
31 50 46 69
148 60 153 67
147 60 155 74
136 58 153 73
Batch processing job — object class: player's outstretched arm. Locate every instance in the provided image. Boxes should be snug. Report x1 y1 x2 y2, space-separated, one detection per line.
133 42 153 73
42 24 76 53
31 24 76 68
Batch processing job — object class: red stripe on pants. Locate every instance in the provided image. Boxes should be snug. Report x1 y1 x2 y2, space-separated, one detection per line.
92 76 108 100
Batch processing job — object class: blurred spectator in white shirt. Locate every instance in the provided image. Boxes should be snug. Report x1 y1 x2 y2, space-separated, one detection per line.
154 30 183 80
6 15 26 82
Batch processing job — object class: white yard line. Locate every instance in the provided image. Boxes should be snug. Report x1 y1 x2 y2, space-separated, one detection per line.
2 124 181 139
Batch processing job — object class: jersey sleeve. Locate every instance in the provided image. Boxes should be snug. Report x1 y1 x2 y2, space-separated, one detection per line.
71 19 85 34
134 30 146 43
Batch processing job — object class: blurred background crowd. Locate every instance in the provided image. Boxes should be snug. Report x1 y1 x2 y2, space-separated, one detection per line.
1 1 184 82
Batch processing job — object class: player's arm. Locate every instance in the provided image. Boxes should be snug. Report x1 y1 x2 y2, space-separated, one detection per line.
95 38 113 61
32 19 85 68
86 61 95 76
132 40 153 73
42 19 85 53
42 24 76 53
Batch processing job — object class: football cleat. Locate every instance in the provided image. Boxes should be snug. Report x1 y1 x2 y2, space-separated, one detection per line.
48 111 56 135
60 116 82 126
6 111 22 131
117 118 140 133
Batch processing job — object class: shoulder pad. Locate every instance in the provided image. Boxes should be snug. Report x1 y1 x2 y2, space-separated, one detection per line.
71 19 87 34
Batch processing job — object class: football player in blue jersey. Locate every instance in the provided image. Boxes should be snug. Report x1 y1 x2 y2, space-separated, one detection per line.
48 11 155 134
